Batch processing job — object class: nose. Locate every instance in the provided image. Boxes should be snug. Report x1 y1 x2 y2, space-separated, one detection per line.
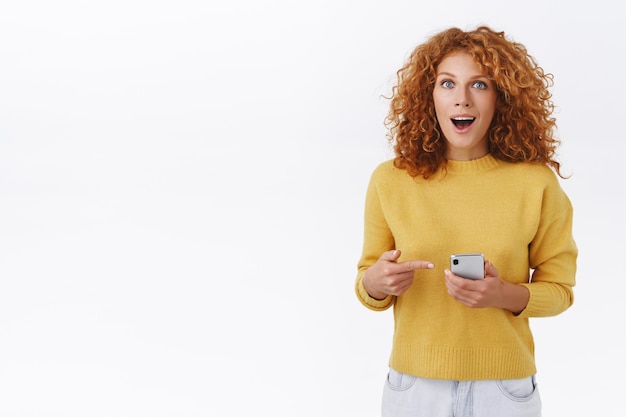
455 89 471 107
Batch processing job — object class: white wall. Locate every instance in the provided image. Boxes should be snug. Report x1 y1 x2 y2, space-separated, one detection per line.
0 1 621 416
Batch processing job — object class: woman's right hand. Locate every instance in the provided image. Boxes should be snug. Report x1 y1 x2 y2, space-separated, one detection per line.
363 249 435 299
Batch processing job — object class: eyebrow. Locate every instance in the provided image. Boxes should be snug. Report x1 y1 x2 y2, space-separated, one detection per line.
436 72 488 79
437 71 489 80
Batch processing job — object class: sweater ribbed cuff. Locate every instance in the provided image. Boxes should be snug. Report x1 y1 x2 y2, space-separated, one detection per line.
356 278 393 311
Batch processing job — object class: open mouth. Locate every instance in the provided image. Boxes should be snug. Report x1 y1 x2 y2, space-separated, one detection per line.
451 117 475 129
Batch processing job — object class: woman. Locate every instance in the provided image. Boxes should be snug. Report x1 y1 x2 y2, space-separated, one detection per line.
355 26 577 417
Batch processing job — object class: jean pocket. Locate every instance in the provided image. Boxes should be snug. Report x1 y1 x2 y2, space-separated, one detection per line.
496 375 538 401
386 368 417 391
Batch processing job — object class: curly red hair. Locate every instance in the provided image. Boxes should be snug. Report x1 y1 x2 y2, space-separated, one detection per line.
386 26 564 178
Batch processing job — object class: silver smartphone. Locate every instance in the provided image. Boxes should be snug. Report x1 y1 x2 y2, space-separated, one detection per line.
450 253 485 280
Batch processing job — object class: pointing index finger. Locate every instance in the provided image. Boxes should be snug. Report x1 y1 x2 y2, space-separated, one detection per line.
402 260 435 271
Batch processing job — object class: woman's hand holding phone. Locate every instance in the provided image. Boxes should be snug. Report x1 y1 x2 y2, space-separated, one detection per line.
445 257 499 308
445 259 530 314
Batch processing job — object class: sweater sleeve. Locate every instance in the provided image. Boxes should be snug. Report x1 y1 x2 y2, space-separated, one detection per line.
355 166 396 311
518 172 578 318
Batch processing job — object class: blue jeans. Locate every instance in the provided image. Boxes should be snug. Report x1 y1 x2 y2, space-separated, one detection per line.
382 368 541 417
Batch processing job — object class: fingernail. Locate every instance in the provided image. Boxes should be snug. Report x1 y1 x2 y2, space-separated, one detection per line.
428 263 434 268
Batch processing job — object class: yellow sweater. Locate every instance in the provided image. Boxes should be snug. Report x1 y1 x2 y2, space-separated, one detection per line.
355 154 577 380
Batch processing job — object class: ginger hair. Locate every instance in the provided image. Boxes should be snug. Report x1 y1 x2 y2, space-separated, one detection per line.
385 26 565 179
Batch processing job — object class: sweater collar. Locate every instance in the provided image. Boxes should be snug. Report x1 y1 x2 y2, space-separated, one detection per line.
446 153 500 173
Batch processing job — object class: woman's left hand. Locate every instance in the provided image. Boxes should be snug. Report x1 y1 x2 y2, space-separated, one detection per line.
444 261 529 313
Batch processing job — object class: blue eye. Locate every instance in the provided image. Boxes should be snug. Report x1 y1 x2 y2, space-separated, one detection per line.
442 80 454 89
473 81 488 89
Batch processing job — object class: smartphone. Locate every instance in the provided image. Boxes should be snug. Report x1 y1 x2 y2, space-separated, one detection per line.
450 253 485 280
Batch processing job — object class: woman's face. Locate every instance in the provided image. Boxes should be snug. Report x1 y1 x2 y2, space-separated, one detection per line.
433 52 496 161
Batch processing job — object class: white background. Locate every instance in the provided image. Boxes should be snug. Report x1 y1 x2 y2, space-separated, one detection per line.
0 1 622 416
